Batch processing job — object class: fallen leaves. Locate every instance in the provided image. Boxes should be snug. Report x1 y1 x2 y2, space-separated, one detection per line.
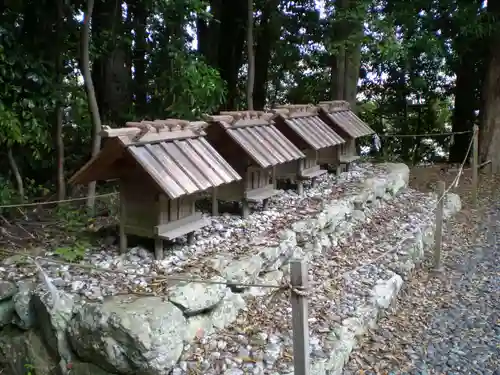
343 167 500 374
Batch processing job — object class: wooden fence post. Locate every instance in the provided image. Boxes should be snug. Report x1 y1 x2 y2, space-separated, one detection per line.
433 181 445 272
119 181 127 254
472 125 479 207
290 260 310 375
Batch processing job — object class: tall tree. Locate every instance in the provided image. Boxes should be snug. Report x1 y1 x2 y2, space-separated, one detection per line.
329 0 348 100
246 0 255 110
253 0 281 110
343 0 365 109
130 0 149 117
479 0 500 171
54 0 66 201
80 0 103 211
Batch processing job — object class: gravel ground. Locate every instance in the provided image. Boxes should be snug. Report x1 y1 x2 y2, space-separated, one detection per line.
343 171 500 375
0 163 387 300
171 187 439 375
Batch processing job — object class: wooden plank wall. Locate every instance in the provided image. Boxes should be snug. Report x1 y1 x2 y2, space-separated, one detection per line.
122 179 158 237
158 195 196 225
340 139 356 157
318 146 340 165
304 149 317 169
247 167 270 190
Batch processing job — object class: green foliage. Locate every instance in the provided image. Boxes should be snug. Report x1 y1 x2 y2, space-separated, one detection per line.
0 0 495 210
54 241 88 263
0 37 52 151
54 204 93 232
24 363 35 375
0 178 17 207
51 204 93 261
149 52 227 119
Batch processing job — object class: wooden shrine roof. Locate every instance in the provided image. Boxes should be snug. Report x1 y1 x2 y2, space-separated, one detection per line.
318 101 375 138
69 119 241 199
205 111 305 169
272 105 346 150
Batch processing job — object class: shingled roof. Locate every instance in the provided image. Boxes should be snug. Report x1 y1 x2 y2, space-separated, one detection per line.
318 101 375 138
69 119 242 199
205 111 305 168
272 104 345 150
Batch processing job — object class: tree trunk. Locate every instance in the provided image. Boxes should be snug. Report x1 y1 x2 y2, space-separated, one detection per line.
197 0 223 68
91 0 131 125
479 0 500 172
217 0 248 109
331 48 345 100
412 105 422 165
197 0 247 109
343 0 364 110
55 0 66 202
246 0 254 110
7 148 24 202
343 42 361 108
55 107 65 201
330 0 349 100
449 48 476 163
252 0 280 110
80 0 102 212
393 62 412 162
130 0 148 116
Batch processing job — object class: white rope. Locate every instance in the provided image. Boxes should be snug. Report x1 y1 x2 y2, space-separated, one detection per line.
342 131 475 278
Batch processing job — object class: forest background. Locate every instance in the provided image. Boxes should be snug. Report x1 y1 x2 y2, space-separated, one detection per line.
0 0 498 211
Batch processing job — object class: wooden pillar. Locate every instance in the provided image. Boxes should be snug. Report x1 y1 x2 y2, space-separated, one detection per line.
296 159 304 195
297 181 304 195
155 193 168 260
188 199 197 244
212 187 219 216
119 181 127 254
242 198 250 218
262 198 269 210
154 239 163 260
336 145 342 176
187 232 195 245
350 138 356 157
242 167 251 218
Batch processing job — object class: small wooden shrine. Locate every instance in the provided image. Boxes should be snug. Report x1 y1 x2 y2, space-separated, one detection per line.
204 111 305 218
317 100 375 171
69 119 242 259
271 104 346 193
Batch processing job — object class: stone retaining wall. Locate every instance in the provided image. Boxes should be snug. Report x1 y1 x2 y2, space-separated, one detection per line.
0 163 462 375
308 192 461 375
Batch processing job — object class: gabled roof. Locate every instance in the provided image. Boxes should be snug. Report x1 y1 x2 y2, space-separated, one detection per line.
205 111 305 168
272 105 345 150
318 101 375 138
69 119 242 199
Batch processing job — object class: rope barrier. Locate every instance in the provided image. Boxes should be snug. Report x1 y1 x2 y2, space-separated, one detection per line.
0 128 475 209
0 131 478 296
341 130 475 278
378 130 472 138
0 192 118 209
0 248 287 290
